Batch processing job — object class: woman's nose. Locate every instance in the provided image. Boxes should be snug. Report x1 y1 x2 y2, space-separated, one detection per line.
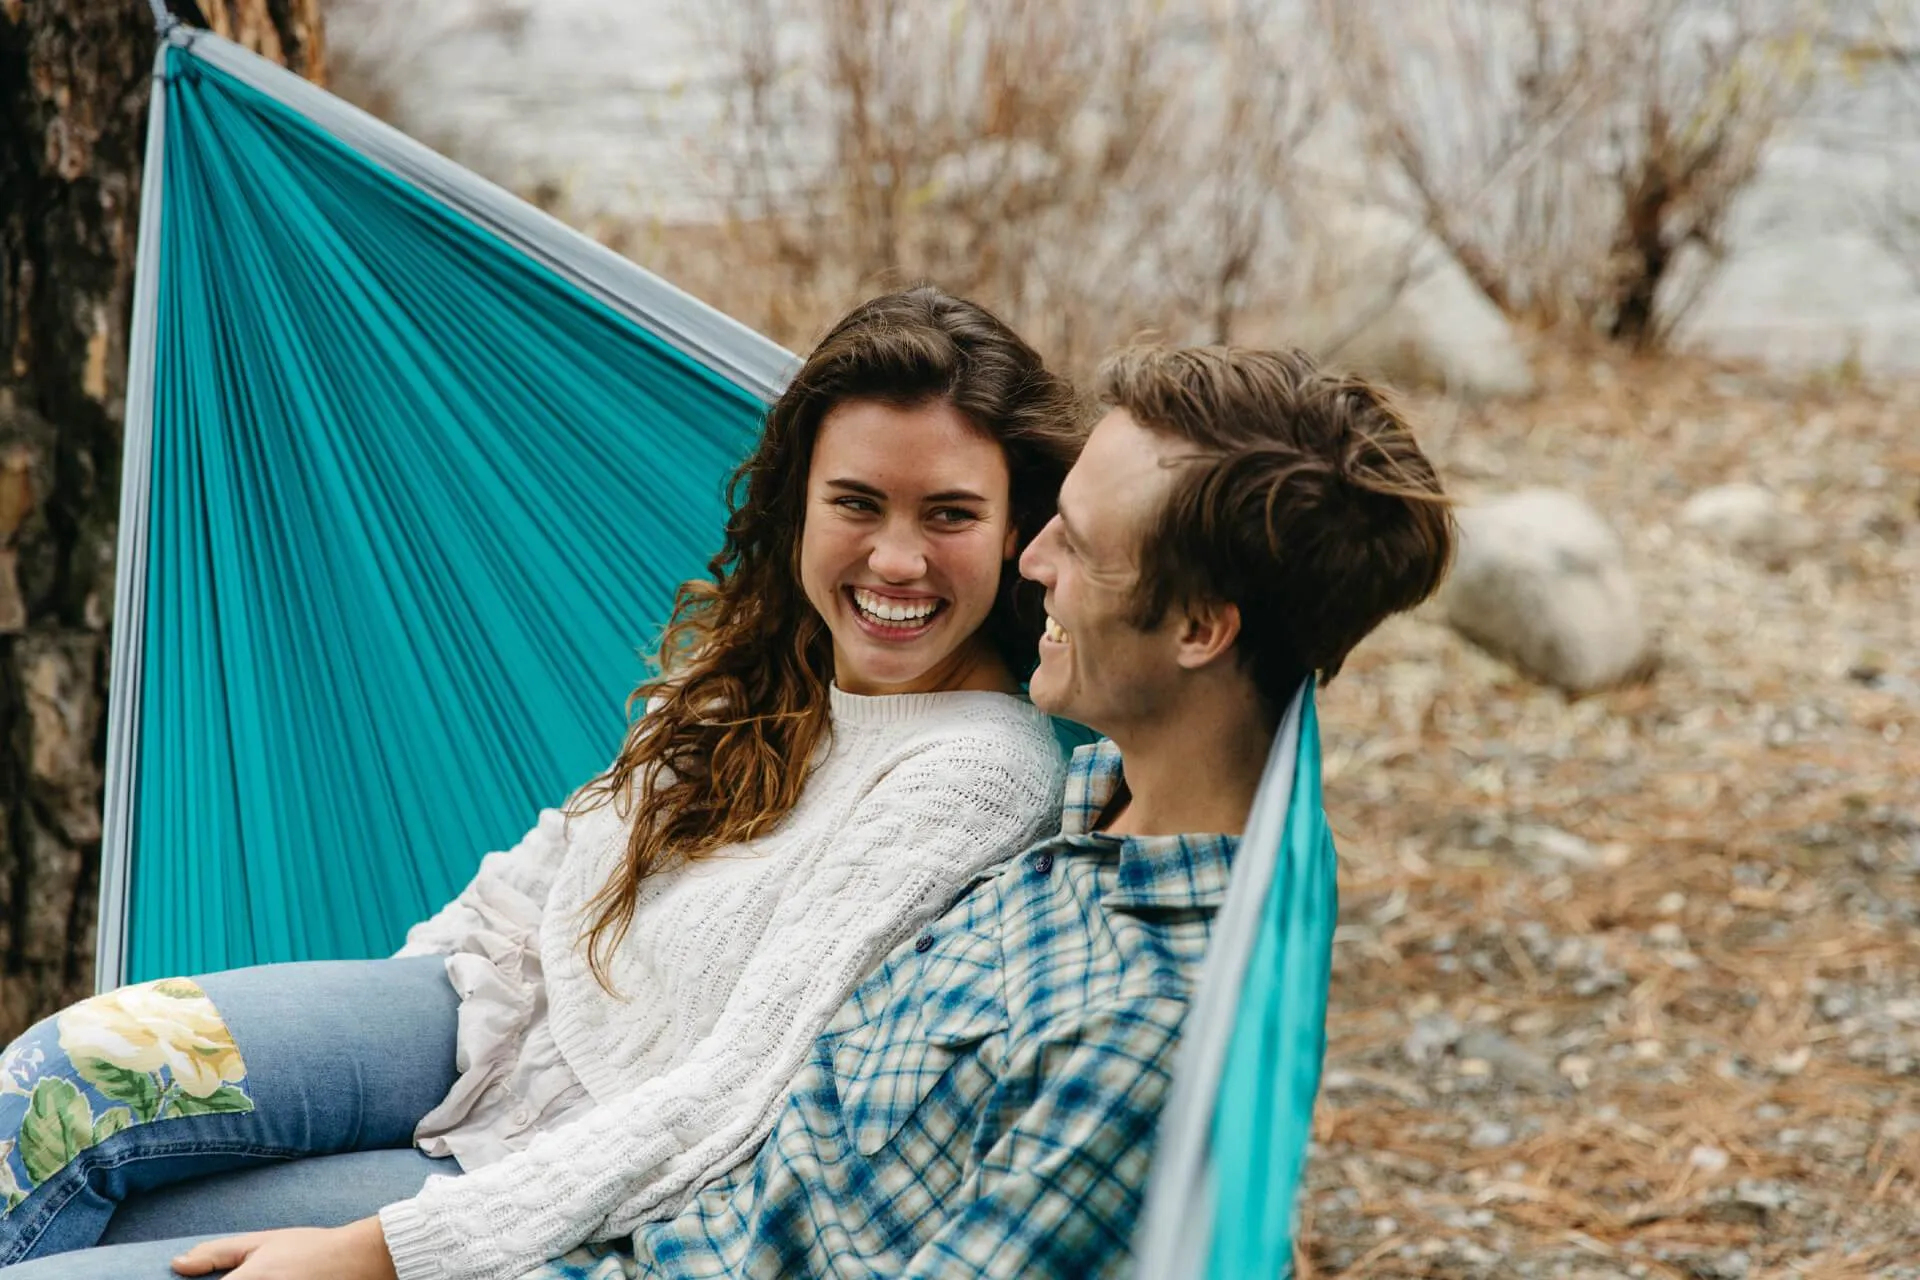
868 522 928 582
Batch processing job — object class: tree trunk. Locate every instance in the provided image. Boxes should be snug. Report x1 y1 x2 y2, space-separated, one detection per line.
0 0 323 1041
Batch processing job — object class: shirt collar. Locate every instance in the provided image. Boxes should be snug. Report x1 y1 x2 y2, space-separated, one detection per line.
1059 741 1238 912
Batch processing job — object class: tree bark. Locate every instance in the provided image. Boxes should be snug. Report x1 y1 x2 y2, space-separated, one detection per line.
0 0 323 1041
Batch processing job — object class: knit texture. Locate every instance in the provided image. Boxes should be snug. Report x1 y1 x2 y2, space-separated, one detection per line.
380 687 1065 1280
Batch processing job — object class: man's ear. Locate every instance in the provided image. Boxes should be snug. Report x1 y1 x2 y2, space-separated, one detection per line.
1174 599 1240 671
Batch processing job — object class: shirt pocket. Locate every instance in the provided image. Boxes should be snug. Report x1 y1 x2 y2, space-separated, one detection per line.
835 998 1008 1159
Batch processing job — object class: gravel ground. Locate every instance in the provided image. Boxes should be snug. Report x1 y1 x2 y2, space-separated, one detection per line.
1301 342 1920 1279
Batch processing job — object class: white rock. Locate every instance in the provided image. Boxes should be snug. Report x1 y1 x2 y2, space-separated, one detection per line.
1279 204 1536 401
1509 823 1599 867
1680 483 1815 568
1468 1120 1514 1149
1689 1144 1731 1173
1442 489 1653 694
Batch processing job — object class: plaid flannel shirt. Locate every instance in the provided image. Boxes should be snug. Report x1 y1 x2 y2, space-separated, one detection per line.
530 740 1236 1280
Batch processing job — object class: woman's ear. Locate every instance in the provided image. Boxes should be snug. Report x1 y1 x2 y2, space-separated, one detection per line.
1003 523 1020 560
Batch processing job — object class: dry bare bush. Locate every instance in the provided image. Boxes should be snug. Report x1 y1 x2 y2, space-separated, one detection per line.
1327 0 1823 349
666 0 1334 374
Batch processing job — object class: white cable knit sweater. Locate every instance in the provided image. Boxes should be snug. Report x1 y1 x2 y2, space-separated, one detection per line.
380 686 1065 1280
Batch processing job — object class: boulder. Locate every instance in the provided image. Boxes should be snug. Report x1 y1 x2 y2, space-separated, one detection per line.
1442 489 1653 694
1680 483 1814 569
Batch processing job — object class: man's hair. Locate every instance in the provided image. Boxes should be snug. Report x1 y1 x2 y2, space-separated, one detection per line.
1097 345 1454 716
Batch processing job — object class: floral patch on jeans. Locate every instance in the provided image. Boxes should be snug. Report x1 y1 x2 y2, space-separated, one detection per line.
0 978 255 1215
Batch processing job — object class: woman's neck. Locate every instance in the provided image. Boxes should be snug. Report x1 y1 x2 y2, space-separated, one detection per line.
935 642 1019 695
838 639 1019 697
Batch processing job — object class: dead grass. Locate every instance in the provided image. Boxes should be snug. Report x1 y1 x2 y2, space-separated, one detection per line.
1303 340 1920 1277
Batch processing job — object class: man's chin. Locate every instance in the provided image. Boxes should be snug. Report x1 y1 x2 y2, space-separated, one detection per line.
1026 674 1070 719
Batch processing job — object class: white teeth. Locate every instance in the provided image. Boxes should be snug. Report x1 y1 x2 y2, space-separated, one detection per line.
853 588 940 626
1044 615 1070 645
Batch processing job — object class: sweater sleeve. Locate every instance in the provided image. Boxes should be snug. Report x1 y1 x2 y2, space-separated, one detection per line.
377 723 1065 1280
393 804 575 958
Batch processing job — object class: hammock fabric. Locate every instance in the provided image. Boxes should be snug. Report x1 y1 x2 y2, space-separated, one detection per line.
104 23 1335 1276
101 26 792 987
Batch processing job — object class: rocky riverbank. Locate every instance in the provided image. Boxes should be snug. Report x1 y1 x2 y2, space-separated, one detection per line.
1306 341 1920 1278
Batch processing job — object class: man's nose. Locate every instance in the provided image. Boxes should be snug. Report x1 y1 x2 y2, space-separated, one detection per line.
1019 517 1060 585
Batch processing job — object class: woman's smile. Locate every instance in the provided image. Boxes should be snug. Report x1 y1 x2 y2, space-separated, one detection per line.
846 586 948 638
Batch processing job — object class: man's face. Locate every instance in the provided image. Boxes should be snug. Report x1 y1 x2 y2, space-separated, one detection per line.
1019 408 1188 736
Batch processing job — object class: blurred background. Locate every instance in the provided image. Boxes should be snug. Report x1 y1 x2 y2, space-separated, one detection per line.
3 0 1917 1274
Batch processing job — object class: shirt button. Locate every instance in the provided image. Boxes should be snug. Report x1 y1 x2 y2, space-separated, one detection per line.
1034 851 1054 875
914 934 935 953
511 1106 532 1127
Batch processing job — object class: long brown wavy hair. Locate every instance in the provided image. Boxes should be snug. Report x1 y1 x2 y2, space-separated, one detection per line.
571 285 1083 987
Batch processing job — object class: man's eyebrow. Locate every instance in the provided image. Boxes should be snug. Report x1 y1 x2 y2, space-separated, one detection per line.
1057 501 1085 545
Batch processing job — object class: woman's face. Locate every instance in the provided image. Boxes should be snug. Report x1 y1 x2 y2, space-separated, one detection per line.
798 398 1017 696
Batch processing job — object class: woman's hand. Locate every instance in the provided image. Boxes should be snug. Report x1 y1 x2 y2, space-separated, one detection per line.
171 1216 400 1279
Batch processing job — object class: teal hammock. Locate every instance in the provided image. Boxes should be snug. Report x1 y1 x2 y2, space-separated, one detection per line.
105 24 1335 1277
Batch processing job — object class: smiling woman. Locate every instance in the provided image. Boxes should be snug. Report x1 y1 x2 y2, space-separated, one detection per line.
0 287 1087 1280
573 286 1088 979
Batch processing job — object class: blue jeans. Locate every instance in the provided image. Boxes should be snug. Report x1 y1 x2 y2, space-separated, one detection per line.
0 957 461 1275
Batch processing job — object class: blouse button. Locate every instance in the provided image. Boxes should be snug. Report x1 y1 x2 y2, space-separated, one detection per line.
511 1105 532 1127
1034 851 1055 875
914 935 935 953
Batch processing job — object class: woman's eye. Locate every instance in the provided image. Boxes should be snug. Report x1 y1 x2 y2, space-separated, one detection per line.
833 496 879 514
931 507 981 526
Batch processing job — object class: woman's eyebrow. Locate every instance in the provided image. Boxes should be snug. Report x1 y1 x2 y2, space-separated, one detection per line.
825 478 990 505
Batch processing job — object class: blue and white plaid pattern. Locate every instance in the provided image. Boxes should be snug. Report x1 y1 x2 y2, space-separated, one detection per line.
527 741 1236 1280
